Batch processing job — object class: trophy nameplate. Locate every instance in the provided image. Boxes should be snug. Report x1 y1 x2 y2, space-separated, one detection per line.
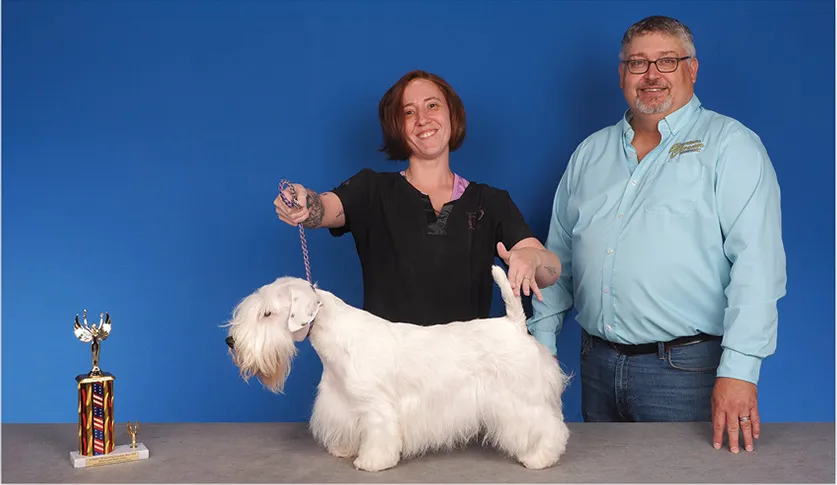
70 310 149 468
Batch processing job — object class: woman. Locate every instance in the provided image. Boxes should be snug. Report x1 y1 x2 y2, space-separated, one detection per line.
275 70 561 326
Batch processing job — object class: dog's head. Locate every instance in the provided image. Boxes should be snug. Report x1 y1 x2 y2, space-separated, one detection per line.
224 276 323 393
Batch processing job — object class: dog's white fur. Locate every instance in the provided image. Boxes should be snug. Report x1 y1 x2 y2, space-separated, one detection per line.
225 265 570 472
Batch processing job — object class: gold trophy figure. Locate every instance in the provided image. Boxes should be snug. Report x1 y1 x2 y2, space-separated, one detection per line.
127 421 139 449
74 309 112 376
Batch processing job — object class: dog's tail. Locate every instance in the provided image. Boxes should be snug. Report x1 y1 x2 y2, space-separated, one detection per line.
491 265 526 326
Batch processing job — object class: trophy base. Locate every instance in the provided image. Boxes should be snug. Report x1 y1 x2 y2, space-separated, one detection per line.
69 443 149 468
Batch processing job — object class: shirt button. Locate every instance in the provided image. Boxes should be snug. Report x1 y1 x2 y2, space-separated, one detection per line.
630 180 638 186
617 213 625 218
603 287 610 294
606 323 613 331
606 248 614 255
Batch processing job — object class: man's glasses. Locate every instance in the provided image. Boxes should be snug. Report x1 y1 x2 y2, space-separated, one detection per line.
622 56 692 74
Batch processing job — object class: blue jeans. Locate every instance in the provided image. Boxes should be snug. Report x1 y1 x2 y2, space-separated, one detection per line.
580 330 722 422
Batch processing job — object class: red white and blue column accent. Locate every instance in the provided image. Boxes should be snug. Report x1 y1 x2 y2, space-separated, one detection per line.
77 374 115 456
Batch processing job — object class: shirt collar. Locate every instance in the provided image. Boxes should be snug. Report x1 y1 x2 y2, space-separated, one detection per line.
621 94 701 139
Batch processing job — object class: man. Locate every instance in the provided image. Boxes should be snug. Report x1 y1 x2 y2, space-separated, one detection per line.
529 15 786 455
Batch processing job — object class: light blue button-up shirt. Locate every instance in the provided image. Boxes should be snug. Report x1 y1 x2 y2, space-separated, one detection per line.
528 94 786 384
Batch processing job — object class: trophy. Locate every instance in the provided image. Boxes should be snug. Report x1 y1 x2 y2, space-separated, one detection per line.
69 310 149 468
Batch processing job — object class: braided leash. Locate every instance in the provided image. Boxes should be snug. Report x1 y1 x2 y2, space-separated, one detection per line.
278 179 313 287
226 181 315 351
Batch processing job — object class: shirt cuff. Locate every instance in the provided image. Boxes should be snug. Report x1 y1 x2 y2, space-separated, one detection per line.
530 328 558 355
717 348 762 385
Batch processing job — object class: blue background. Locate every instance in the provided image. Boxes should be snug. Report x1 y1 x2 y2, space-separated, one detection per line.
3 0 834 424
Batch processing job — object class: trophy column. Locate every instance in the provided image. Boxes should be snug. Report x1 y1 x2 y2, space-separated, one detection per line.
76 373 115 456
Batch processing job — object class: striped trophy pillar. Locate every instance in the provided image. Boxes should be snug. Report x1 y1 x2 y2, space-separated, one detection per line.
76 373 115 456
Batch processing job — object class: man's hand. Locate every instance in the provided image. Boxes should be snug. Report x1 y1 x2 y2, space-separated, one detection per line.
497 241 543 301
711 377 760 453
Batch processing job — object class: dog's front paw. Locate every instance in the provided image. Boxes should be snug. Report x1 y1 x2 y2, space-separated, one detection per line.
519 449 560 470
353 452 400 472
327 445 356 459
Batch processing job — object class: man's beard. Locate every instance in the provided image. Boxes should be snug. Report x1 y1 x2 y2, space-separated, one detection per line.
634 85 672 115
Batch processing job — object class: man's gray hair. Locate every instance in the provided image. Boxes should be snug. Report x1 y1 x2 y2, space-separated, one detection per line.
619 16 696 60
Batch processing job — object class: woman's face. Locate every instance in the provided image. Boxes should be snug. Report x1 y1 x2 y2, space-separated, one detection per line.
401 78 451 161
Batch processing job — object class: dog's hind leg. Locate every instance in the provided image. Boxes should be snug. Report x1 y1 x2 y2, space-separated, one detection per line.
514 411 569 469
487 403 568 470
309 384 361 459
352 406 403 472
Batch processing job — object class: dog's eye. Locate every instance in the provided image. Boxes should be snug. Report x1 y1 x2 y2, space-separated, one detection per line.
263 312 272 318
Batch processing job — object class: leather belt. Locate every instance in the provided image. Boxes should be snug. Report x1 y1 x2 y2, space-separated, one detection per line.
591 332 721 356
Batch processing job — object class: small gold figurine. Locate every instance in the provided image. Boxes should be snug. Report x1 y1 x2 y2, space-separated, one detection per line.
126 421 139 448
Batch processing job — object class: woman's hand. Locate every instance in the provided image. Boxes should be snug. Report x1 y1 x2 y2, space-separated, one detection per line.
497 237 562 300
497 241 544 301
274 183 311 226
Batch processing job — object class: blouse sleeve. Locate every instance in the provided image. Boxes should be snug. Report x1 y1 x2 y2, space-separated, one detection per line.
328 168 377 237
489 188 535 251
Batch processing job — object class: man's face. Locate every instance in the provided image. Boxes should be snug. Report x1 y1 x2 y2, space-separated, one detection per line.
619 32 698 117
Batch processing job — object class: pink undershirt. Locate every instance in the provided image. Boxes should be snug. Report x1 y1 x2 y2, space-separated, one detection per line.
400 170 470 201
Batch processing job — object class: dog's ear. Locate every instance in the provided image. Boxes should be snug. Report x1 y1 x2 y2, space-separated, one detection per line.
287 286 322 333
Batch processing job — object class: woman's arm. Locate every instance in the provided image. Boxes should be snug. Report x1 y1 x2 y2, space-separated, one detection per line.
274 184 346 229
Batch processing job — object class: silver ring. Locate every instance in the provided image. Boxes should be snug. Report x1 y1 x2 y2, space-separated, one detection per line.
739 416 751 423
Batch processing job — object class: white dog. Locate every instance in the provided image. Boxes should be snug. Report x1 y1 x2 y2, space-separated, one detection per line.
224 265 570 472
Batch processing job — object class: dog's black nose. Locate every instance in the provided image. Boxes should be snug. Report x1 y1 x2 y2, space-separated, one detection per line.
225 336 235 349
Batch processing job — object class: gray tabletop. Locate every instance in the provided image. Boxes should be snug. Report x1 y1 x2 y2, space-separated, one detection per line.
2 422 833 483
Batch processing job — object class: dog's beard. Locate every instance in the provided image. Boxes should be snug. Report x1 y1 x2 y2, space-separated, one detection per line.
230 328 296 393
254 362 291 393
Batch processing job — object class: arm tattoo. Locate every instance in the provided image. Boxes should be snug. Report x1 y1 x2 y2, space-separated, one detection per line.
302 190 325 228
544 265 558 276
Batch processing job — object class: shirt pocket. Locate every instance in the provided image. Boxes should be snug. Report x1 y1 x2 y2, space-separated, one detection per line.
644 160 705 216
